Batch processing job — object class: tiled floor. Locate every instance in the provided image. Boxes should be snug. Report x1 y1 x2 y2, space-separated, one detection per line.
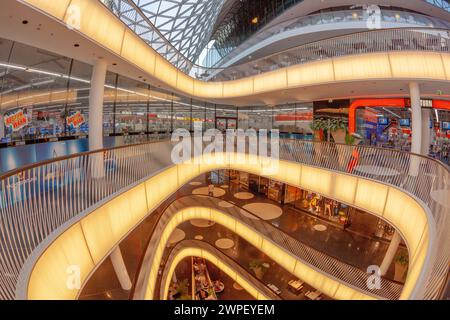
178 173 402 280
80 171 405 300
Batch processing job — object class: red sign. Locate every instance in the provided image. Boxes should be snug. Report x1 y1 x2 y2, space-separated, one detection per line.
4 109 28 131
66 111 85 128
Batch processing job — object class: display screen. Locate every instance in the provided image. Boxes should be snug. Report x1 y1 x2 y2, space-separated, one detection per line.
378 117 389 125
442 122 450 130
399 119 410 127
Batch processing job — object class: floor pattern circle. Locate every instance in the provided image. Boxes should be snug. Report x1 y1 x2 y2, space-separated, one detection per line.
168 228 185 244
233 192 254 200
215 238 235 250
242 203 283 220
218 201 234 208
313 224 327 232
192 187 226 197
233 282 243 291
190 219 215 228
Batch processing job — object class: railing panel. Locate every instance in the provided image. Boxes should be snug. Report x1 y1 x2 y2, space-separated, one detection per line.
0 139 448 299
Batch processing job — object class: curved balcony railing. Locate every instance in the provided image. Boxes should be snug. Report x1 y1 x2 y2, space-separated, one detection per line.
204 9 450 69
137 195 403 300
0 139 448 300
158 239 281 300
209 27 450 80
99 0 450 81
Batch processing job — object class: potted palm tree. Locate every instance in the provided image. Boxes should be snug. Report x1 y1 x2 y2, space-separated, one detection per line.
176 278 191 300
249 260 269 280
394 250 409 282
329 118 348 144
310 119 326 142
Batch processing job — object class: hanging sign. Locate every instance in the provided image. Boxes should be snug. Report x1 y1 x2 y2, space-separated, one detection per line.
4 109 29 131
66 111 85 129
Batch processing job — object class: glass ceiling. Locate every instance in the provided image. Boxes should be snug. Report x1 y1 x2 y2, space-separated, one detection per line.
132 0 226 63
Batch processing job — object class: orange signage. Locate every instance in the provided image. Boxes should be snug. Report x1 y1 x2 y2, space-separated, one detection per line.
66 111 85 128
4 109 29 131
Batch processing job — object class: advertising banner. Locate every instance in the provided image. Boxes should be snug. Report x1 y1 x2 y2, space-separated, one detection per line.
4 109 29 131
66 111 85 129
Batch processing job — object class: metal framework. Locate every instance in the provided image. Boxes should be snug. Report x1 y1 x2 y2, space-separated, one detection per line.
105 0 225 67
427 0 450 11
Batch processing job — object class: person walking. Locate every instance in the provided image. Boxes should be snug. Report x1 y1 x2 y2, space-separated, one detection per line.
208 183 215 197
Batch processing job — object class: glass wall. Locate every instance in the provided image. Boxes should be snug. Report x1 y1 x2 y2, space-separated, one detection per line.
148 88 172 133
0 37 315 148
205 102 215 130
0 38 237 146
238 103 313 134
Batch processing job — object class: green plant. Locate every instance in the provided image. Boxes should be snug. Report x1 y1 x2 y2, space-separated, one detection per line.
176 278 190 297
310 119 326 131
310 118 348 132
395 250 409 266
345 133 355 145
249 260 267 270
328 118 347 132
249 260 269 280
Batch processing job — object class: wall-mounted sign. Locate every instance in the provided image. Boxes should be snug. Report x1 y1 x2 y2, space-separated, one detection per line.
4 109 29 131
66 111 85 129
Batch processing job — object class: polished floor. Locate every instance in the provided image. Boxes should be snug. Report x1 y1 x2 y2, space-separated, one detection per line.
80 170 405 300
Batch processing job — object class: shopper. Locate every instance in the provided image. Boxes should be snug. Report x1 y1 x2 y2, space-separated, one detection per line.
208 184 215 197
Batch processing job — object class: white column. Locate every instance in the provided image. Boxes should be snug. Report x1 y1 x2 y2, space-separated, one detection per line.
172 271 177 283
110 246 132 291
409 82 422 176
421 108 431 156
0 114 4 140
379 231 402 276
89 59 107 178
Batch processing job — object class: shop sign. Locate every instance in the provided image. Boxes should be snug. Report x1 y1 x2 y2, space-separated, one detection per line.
4 109 29 131
66 111 85 129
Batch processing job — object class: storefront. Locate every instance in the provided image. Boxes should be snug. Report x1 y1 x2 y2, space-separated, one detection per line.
352 99 450 163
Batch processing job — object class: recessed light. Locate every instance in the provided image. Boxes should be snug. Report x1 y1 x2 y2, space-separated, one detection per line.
22 20 28 25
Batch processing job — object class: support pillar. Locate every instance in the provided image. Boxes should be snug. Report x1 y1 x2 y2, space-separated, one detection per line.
409 82 422 176
379 231 402 276
421 108 431 156
0 114 4 140
89 59 107 178
172 271 177 283
110 246 132 291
